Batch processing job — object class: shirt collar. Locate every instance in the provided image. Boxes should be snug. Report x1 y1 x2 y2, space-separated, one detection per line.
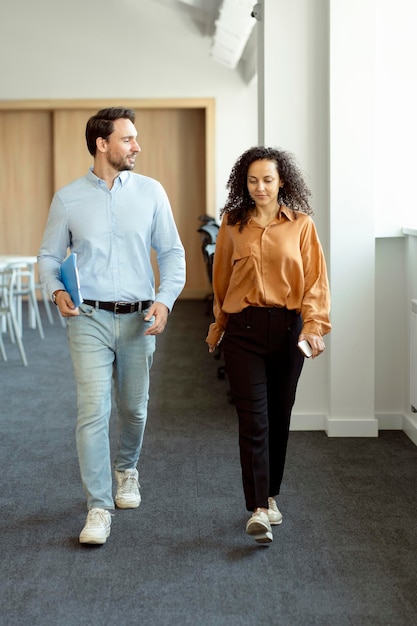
248 204 295 227
279 205 295 221
87 168 130 187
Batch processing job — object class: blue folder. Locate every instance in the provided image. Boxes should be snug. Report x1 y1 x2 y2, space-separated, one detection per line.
60 252 83 307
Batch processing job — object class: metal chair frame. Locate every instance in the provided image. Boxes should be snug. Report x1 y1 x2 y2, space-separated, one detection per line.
6 261 45 340
0 267 28 366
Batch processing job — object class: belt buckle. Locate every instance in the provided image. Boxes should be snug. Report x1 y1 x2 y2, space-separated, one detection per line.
113 301 130 313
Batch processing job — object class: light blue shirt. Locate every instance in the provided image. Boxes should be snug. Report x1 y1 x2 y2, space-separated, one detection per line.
38 169 186 311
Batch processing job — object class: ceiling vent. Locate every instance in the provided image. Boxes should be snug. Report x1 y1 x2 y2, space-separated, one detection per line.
210 0 256 69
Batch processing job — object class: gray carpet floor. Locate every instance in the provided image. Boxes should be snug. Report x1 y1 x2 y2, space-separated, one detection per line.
0 300 416 626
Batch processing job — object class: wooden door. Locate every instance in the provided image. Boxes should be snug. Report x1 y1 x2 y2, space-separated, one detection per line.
0 111 53 255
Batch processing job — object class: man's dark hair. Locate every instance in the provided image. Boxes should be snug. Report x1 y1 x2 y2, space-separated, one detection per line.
85 107 136 156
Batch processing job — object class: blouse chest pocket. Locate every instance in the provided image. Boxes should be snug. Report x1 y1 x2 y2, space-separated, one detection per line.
230 243 255 287
231 243 252 266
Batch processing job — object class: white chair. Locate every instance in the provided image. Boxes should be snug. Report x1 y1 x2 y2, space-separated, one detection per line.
6 261 45 339
36 280 54 324
0 267 28 366
35 280 67 328
0 315 6 362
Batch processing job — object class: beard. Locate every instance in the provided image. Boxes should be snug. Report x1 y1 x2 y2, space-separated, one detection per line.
107 153 136 172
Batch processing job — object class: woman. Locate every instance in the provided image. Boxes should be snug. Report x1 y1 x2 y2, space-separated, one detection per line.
206 146 331 544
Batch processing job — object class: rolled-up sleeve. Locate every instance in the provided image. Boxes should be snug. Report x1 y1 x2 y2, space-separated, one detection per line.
38 194 71 299
151 186 186 311
299 220 331 336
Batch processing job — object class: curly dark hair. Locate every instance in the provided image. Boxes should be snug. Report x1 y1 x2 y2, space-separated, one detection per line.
85 107 136 156
221 146 313 230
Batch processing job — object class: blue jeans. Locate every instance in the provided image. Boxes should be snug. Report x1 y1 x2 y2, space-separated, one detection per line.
66 303 156 509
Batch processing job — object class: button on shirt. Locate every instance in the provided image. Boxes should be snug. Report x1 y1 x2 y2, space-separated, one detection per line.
38 169 185 311
206 207 331 346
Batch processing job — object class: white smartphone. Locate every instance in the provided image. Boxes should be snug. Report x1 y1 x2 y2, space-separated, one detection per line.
298 339 313 358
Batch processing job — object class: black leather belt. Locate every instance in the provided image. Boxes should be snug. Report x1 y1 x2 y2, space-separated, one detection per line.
83 300 153 314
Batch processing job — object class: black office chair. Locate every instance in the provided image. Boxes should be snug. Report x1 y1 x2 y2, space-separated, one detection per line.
202 242 215 286
196 217 230 391
197 217 219 314
198 214 218 226
197 221 219 248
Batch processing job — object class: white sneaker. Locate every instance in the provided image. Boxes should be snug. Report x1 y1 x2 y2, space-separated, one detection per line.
246 509 273 544
115 468 141 509
268 497 283 525
79 508 111 544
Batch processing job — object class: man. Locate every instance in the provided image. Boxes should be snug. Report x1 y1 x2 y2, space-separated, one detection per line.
38 107 186 545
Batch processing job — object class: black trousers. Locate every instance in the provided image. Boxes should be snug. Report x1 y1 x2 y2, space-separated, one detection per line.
222 307 304 512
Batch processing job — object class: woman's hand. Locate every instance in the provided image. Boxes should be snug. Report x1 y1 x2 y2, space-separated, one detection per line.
298 333 326 359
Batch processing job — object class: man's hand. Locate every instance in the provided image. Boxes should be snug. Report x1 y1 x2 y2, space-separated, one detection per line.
55 291 80 317
144 302 169 335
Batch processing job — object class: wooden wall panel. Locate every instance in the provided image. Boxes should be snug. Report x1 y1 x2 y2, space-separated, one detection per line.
0 100 214 298
135 108 208 297
53 110 96 190
0 111 53 255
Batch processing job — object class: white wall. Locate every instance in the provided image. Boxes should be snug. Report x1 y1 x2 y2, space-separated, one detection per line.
258 0 330 426
374 0 417 236
404 233 417 443
328 0 378 435
375 238 406 414
373 0 417 442
257 0 416 441
0 0 258 214
329 0 416 439
257 0 379 435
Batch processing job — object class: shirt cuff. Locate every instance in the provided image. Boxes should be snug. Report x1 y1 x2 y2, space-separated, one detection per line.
206 322 225 347
302 320 331 336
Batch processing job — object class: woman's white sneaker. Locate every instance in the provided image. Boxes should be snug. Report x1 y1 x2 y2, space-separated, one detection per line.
246 509 273 544
268 497 283 525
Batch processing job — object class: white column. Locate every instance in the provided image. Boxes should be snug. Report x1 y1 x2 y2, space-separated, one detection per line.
328 0 377 435
257 0 378 435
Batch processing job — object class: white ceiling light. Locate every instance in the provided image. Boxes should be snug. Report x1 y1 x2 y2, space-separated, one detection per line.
210 0 256 69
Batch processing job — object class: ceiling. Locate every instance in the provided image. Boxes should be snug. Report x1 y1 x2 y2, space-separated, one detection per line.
150 0 224 35
150 0 258 81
